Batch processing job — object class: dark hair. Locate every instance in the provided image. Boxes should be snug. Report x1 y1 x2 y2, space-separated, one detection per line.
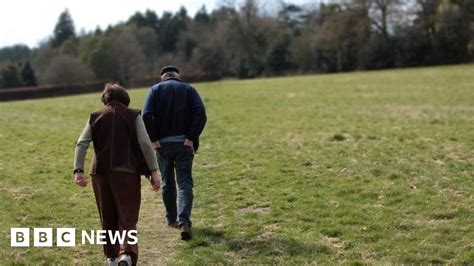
101 83 130 106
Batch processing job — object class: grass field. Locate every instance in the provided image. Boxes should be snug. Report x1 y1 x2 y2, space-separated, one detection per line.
0 64 473 264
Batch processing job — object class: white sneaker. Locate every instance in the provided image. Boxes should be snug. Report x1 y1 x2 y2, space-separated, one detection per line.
106 257 116 266
117 254 132 266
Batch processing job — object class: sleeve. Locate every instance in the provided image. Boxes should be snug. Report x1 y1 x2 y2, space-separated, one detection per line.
142 87 158 142
73 119 92 171
135 116 159 171
186 87 207 142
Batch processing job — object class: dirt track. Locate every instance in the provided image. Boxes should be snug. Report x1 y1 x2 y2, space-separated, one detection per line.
138 179 179 265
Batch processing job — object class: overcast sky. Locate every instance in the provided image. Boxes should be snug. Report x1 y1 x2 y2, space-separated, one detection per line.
0 0 319 49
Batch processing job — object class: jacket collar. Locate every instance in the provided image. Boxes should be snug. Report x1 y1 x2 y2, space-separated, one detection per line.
106 100 126 107
161 77 185 83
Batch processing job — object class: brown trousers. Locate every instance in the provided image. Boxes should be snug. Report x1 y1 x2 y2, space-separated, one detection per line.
91 171 140 265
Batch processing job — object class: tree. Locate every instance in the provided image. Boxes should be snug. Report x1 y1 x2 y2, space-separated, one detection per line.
410 0 472 64
265 37 292 75
0 64 23 88
59 38 79 56
94 26 103 36
20 61 37 86
156 8 189 54
128 11 148 27
394 25 432 66
277 2 304 35
110 28 146 84
289 32 316 72
39 55 94 85
432 1 471 63
307 5 372 72
192 42 229 78
177 32 197 60
194 5 211 24
6 0 471 86
88 38 114 80
451 0 474 59
0 45 31 64
132 26 159 75
87 27 146 85
32 42 55 81
415 0 442 41
144 9 160 29
52 9 76 48
370 0 403 40
78 34 102 68
363 33 396 69
228 0 279 77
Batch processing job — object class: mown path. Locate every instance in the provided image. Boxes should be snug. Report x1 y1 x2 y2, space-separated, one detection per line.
137 180 179 265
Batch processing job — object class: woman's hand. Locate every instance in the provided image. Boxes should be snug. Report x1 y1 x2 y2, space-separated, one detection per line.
150 170 161 191
74 173 88 187
151 141 161 150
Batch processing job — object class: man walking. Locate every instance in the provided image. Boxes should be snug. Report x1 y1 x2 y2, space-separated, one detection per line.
143 66 207 240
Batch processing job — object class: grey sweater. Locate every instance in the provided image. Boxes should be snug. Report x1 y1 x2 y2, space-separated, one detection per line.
74 117 159 174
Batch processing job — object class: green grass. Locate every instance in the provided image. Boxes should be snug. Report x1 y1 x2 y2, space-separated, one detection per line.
0 64 473 264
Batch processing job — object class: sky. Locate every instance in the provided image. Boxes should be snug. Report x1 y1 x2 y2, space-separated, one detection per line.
0 0 318 49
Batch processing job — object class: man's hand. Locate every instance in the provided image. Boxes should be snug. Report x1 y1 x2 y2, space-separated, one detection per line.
149 170 161 191
151 141 161 150
75 173 87 187
184 139 193 147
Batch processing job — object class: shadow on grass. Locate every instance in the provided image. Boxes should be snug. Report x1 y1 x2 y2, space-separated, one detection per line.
187 226 330 259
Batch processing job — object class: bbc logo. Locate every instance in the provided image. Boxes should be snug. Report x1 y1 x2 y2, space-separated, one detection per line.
11 228 138 247
10 228 75 247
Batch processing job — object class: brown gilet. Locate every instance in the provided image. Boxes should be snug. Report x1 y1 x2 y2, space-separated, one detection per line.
89 101 149 175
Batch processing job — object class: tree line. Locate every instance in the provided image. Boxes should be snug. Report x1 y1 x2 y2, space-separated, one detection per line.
0 0 472 89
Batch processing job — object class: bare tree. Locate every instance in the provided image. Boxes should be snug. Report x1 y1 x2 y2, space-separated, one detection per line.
108 28 146 85
226 0 280 77
39 54 94 85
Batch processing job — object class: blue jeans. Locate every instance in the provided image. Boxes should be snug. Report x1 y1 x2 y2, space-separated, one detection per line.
156 143 194 226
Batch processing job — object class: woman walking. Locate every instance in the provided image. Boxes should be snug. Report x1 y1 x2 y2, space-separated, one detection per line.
73 83 160 265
